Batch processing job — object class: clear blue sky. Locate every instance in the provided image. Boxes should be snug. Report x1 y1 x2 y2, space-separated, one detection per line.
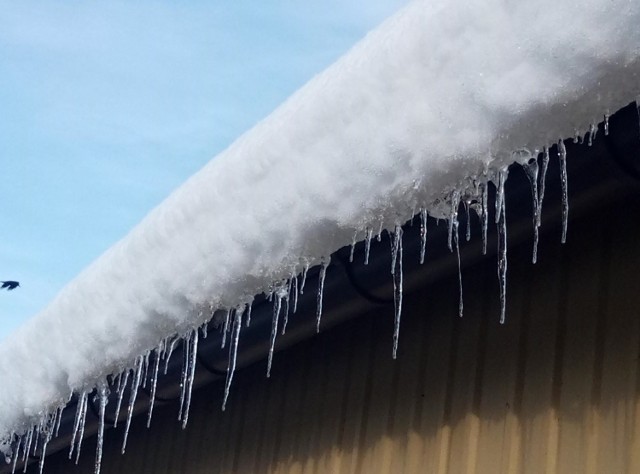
0 1 406 340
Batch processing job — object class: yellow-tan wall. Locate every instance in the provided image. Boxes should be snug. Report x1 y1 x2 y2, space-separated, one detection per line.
46 197 640 474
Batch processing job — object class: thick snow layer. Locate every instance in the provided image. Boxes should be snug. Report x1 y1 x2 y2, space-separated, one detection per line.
1 0 639 441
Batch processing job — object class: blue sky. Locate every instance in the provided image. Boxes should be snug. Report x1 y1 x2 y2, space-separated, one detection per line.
0 1 406 340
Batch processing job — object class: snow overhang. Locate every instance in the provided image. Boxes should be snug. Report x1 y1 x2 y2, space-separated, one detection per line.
1 0 640 471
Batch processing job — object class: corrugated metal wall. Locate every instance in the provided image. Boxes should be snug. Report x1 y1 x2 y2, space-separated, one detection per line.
46 197 640 474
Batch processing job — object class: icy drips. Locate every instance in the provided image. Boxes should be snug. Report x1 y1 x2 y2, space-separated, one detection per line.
480 180 488 255
522 158 540 263
391 225 404 359
164 337 179 375
453 219 463 318
464 201 471 242
11 436 20 474
147 347 161 428
113 370 129 428
122 355 143 454
316 260 329 333
447 190 460 251
94 381 109 474
181 329 198 429
221 309 231 349
364 227 373 265
497 171 508 324
73 391 88 464
281 285 291 336
349 230 358 263
495 168 507 225
223 308 243 411
538 147 550 230
419 208 427 264
299 262 309 295
245 303 252 328
267 290 283 378
558 139 569 244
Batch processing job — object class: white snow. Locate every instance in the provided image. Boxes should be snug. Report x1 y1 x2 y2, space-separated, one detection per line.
1 0 640 449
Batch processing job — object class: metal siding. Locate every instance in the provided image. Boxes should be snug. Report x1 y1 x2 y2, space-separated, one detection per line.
43 199 640 474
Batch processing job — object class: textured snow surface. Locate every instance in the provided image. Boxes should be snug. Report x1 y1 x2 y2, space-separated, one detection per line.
1 0 640 442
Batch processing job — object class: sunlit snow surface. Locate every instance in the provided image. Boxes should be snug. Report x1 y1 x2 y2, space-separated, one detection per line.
1 0 640 467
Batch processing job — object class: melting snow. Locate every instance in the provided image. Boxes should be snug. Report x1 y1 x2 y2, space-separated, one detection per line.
1 0 640 471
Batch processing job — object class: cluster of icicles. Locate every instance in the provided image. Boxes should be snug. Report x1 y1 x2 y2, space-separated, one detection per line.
4 124 596 474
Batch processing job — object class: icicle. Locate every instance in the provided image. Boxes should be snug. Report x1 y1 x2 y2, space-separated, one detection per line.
54 405 63 438
481 181 488 255
447 190 460 252
38 413 56 474
147 349 161 428
223 309 242 411
292 274 299 314
376 220 384 242
68 391 88 462
201 323 208 339
22 428 33 470
316 260 329 333
558 140 569 244
113 370 129 428
299 262 309 295
522 158 540 263
122 355 143 454
245 303 252 328
364 227 373 265
93 382 109 474
465 201 471 242
281 285 290 336
181 329 198 429
74 392 88 465
497 196 508 324
419 208 428 264
494 168 507 224
537 147 550 229
164 337 179 375
267 291 283 378
178 338 189 422
141 351 150 388
22 428 32 473
588 123 596 146
31 424 39 458
391 226 404 359
453 220 464 318
11 437 20 474
349 230 357 263
221 309 232 349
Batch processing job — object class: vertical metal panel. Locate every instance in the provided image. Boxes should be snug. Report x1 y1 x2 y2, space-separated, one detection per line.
43 199 640 474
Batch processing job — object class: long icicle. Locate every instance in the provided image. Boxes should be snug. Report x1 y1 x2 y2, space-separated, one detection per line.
182 329 198 429
522 158 540 263
537 147 550 229
454 219 463 318
364 227 373 265
74 392 88 465
11 436 20 474
267 292 283 378
147 348 161 428
391 225 404 359
481 181 488 255
113 370 129 428
316 260 329 333
223 309 243 411
94 382 109 474
178 336 190 422
122 355 143 454
497 181 508 324
419 208 428 264
558 139 569 244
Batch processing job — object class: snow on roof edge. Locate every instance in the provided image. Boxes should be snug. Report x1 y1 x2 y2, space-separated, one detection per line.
1 0 640 460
